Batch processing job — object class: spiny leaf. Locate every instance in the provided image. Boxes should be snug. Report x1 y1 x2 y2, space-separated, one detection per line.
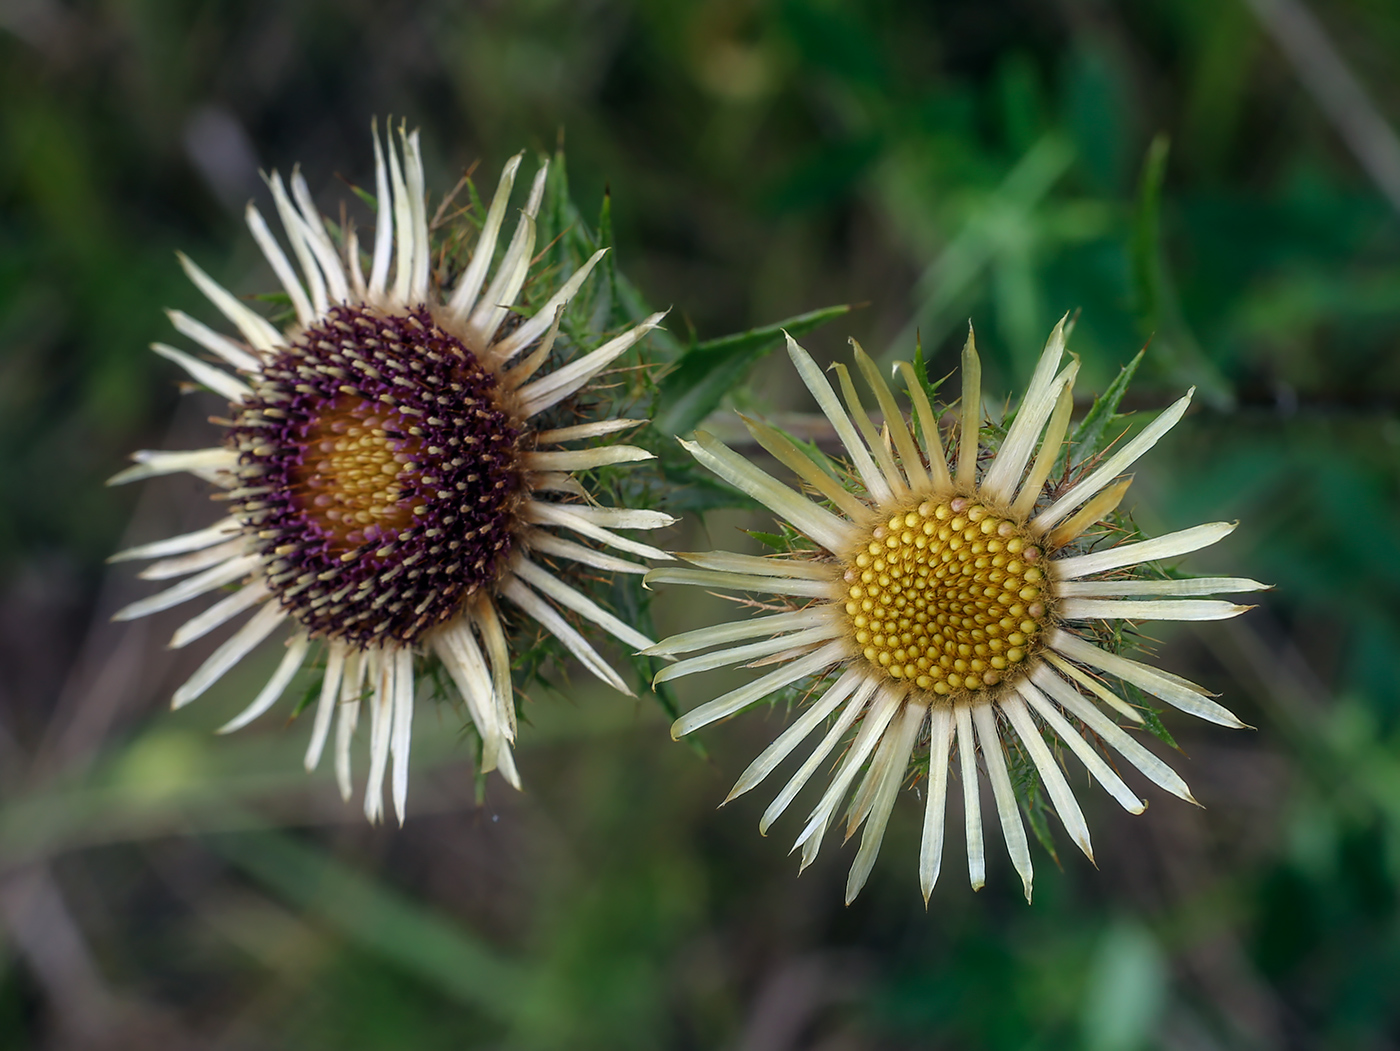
614 268 685 356
1021 790 1061 867
748 531 788 551
1121 681 1180 749
908 335 949 424
654 303 854 437
1009 743 1062 866
1069 349 1144 467
596 191 626 330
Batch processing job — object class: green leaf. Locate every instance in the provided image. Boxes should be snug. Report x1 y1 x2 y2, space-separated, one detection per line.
748 531 788 551
656 472 761 514
1137 706 1179 750
607 572 707 759
596 190 625 330
1069 349 1144 466
612 268 685 357
464 175 487 232
1022 792 1061 867
1009 743 1061 866
1121 681 1180 750
1131 133 1171 332
349 183 378 213
288 674 321 719
653 303 854 437
908 336 946 411
898 341 952 459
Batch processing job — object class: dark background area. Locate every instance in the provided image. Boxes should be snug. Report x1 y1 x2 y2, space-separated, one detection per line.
1 0 1399 1047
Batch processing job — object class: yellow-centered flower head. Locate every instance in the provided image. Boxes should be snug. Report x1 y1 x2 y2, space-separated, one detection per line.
644 320 1267 905
843 498 1047 691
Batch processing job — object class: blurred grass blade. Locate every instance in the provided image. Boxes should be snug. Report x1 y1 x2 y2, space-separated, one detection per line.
211 827 527 1020
888 133 1075 359
1127 135 1234 408
1132 133 1171 333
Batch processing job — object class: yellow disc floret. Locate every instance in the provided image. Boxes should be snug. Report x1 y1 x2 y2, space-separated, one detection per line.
292 394 428 550
841 496 1049 695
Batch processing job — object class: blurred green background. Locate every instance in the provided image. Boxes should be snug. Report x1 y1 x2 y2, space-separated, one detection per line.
2 0 1400 1047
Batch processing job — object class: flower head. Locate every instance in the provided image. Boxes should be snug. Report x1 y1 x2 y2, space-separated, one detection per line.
111 123 669 823
645 321 1265 904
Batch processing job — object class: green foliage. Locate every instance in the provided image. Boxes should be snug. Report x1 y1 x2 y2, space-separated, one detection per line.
652 303 854 438
5 0 1400 1048
213 827 525 1019
1131 134 1171 334
1069 350 1145 467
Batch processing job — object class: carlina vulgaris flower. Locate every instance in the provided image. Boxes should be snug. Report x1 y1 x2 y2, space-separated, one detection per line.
109 121 672 824
643 320 1268 904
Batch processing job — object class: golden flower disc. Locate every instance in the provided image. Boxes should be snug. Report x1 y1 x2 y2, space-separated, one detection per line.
841 494 1049 694
292 395 422 547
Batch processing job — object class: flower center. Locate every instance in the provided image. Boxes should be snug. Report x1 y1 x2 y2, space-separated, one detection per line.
292 397 423 548
841 496 1048 695
230 304 523 645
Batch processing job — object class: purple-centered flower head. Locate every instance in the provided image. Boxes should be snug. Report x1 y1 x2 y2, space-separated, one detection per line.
111 123 670 823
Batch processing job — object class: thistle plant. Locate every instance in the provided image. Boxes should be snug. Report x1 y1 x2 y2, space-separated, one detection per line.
110 122 850 823
644 323 1265 904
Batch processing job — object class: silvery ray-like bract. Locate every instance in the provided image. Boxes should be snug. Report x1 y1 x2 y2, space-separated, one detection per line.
644 321 1266 904
110 123 670 823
